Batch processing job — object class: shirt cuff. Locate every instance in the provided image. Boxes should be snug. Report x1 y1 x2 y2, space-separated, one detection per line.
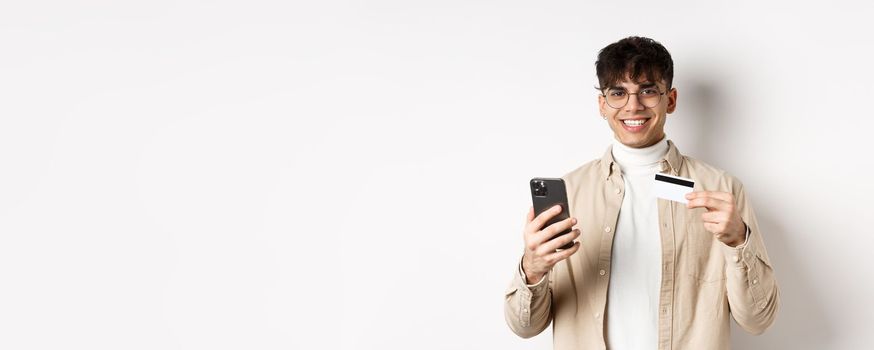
720 222 752 268
518 259 550 295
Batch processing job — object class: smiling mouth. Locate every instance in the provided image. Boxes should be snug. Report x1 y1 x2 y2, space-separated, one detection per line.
621 118 650 127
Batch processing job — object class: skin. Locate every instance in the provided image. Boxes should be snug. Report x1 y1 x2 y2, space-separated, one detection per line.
520 74 746 284
521 205 581 284
686 191 746 247
598 75 676 149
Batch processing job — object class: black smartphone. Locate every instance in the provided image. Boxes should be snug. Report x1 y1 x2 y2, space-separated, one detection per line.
530 178 574 250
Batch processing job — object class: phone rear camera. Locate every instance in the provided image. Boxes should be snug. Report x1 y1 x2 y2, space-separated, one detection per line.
532 180 548 196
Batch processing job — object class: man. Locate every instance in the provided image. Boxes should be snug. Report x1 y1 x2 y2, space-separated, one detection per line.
504 37 779 350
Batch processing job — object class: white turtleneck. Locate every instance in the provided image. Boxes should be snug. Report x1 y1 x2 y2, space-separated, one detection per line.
605 137 668 350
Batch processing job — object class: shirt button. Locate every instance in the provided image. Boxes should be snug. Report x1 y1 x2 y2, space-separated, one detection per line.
599 269 606 276
594 312 600 318
604 226 611 233
753 279 759 285
733 255 740 262
615 188 621 194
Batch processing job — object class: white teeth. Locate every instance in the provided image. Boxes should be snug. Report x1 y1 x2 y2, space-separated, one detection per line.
623 119 647 126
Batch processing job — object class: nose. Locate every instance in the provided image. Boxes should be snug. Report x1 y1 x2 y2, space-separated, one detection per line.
624 94 645 112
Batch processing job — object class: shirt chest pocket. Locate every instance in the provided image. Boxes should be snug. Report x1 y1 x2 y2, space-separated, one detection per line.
684 216 726 283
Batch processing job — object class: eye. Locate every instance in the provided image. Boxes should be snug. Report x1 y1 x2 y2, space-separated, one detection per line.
609 90 626 97
640 88 659 96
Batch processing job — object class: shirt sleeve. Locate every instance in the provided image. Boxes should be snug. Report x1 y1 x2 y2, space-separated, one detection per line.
719 182 780 335
503 257 553 338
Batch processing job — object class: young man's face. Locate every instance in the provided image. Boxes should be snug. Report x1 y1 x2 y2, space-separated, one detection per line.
598 76 677 148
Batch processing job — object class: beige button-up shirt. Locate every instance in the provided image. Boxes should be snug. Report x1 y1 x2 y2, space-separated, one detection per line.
504 140 779 350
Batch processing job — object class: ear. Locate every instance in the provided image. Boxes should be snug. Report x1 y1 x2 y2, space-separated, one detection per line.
598 93 607 118
666 87 678 114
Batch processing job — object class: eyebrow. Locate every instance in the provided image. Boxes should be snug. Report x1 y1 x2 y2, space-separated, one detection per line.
608 82 657 90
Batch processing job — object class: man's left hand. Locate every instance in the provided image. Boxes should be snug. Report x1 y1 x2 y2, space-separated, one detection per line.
685 191 746 247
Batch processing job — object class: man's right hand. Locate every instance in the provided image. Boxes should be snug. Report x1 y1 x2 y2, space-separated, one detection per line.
521 205 581 284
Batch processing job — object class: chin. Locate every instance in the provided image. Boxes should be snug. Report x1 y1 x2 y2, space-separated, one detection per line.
618 136 654 148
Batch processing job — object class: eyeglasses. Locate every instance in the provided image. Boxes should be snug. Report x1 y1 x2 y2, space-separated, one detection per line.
601 86 666 109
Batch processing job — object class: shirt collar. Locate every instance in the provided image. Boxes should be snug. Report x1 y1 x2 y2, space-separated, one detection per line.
599 139 684 180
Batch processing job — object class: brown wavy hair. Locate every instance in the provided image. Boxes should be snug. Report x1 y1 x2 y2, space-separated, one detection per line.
595 36 674 91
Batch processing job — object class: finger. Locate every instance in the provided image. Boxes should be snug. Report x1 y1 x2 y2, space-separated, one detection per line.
701 211 728 224
686 191 733 202
686 197 713 210
703 222 726 234
706 191 734 202
687 197 728 211
523 207 536 241
540 228 581 252
529 205 562 232
543 241 581 265
542 216 576 238
536 217 577 245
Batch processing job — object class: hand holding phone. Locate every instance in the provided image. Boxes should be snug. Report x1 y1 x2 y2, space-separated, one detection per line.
521 178 581 284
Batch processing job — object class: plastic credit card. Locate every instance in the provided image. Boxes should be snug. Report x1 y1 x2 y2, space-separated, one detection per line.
653 173 695 204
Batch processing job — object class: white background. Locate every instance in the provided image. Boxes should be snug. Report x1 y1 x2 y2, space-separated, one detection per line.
1 1 873 349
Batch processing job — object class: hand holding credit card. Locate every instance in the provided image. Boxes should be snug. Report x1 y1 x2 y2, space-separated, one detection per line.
653 173 695 204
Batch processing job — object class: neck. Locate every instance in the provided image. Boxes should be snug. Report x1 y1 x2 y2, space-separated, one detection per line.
611 137 669 168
